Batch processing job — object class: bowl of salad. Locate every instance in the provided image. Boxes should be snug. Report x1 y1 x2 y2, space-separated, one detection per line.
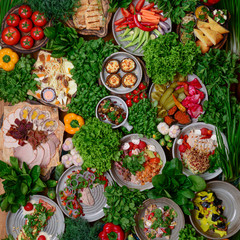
109 134 166 191
134 198 185 240
172 122 228 180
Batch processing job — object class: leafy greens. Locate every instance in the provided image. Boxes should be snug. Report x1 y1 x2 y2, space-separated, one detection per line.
72 118 122 174
143 32 200 85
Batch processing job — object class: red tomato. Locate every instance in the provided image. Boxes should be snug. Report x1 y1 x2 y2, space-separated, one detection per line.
24 202 33 211
31 11 47 27
169 226 175 230
19 19 33 33
179 145 187 153
139 92 147 99
138 83 146 90
126 99 133 107
20 36 34 49
37 235 46 240
133 88 140 95
133 95 140 103
1 27 20 45
31 27 44 40
126 93 133 99
138 140 146 149
132 144 139 150
129 150 133 157
6 14 20 27
129 142 134 150
18 5 32 19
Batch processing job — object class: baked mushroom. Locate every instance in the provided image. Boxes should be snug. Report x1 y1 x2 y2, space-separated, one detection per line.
122 73 137 88
106 74 122 88
120 58 136 72
105 59 120 74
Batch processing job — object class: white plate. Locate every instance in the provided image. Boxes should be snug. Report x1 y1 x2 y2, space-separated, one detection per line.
190 181 240 239
109 134 166 191
172 122 227 180
56 165 112 222
134 198 185 240
6 195 65 240
149 74 208 126
112 0 172 56
100 52 142 94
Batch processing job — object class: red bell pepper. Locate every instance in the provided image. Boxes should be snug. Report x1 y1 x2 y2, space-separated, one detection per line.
128 3 135 15
148 212 155 220
159 14 168 22
114 17 126 26
121 8 131 18
201 0 221 6
141 22 156 26
136 0 145 12
149 157 160 164
115 24 127 32
142 2 155 10
151 8 163 14
133 14 157 32
99 223 125 240
201 128 212 136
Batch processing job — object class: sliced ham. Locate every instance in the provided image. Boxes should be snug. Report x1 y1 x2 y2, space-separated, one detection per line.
4 140 19 148
28 146 45 169
47 139 56 158
8 113 16 125
48 133 60 148
80 188 95 206
14 109 21 120
40 142 51 167
4 135 17 143
14 143 37 165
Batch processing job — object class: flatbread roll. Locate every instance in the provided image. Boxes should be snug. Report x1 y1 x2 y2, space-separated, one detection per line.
196 40 210 54
194 29 213 47
208 16 229 34
199 27 223 45
197 20 210 29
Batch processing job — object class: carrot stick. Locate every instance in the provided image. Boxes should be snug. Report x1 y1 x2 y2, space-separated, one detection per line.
141 9 156 15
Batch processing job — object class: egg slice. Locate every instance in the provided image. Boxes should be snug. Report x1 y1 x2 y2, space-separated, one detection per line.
37 231 52 240
21 200 37 216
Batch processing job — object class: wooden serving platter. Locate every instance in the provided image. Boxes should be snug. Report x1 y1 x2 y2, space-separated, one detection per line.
65 0 112 38
0 5 51 54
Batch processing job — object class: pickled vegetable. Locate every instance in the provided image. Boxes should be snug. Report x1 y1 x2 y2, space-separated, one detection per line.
178 92 186 102
169 82 178 89
164 99 176 111
158 109 167 117
160 87 174 105
151 92 161 101
155 84 166 93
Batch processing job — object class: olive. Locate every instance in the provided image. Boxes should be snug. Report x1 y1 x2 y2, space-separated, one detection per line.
194 205 199 210
201 195 207 200
217 222 226 229
212 214 220 221
219 206 224 215
202 202 210 208
213 197 222 206
198 213 204 219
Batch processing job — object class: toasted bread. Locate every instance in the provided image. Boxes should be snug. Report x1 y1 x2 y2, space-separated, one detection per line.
196 40 210 54
208 16 229 34
194 29 213 47
197 20 210 29
73 0 89 29
199 27 223 45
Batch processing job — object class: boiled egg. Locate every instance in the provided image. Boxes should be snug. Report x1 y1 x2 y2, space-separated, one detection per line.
62 60 74 75
132 139 140 145
68 80 77 95
122 143 130 150
147 145 156 152
37 231 52 240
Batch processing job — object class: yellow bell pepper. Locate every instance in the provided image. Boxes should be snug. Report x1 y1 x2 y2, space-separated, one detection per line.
64 113 84 134
0 48 19 71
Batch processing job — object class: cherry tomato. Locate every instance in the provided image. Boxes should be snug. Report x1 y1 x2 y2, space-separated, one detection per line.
24 202 33 211
31 27 44 40
139 92 147 99
126 93 133 99
133 88 140 95
6 14 20 27
133 95 140 103
138 140 146 149
169 226 175 230
1 27 20 45
129 142 134 150
20 36 34 49
19 19 33 33
31 11 47 27
37 235 46 240
126 99 133 107
138 82 146 90
18 5 32 19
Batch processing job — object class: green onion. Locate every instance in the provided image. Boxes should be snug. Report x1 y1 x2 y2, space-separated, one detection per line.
217 0 240 54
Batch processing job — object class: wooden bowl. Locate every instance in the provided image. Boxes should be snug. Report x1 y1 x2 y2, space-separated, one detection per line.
0 5 51 54
176 10 230 50
65 0 112 38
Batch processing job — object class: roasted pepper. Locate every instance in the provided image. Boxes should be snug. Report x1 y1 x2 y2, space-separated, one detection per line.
99 223 125 240
172 94 186 112
64 113 84 134
0 48 18 71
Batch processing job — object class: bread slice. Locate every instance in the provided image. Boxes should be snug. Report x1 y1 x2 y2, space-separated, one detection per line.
197 20 210 29
199 27 223 45
208 16 229 34
194 29 213 47
196 40 210 54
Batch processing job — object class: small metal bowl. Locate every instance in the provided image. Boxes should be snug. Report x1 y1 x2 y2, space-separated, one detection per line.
96 95 132 131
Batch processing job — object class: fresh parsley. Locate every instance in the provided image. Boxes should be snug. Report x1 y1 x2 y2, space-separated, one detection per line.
122 152 145 175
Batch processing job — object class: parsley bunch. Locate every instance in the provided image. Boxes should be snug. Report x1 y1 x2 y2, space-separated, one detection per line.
0 55 38 105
